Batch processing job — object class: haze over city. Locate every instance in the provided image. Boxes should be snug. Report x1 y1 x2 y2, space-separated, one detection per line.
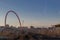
0 0 60 27
0 0 60 40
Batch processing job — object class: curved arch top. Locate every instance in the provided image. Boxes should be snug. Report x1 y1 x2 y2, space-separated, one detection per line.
5 10 21 27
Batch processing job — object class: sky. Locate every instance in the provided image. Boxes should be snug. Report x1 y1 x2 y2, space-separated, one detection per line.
0 0 60 27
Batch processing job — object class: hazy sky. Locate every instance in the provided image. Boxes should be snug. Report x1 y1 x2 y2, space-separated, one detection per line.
0 0 60 27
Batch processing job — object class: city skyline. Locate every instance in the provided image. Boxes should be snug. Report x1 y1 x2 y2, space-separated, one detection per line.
0 0 60 27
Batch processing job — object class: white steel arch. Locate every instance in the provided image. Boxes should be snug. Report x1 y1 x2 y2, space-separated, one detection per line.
5 10 21 27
